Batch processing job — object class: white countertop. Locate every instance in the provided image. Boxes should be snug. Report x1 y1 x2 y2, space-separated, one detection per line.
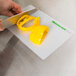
0 0 76 76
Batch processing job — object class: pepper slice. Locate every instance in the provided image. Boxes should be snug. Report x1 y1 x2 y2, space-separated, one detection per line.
17 15 36 31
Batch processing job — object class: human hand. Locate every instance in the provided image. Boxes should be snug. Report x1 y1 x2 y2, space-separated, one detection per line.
0 0 22 31
0 0 22 16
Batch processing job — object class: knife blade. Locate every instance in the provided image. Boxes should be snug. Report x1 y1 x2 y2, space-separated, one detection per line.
2 6 37 28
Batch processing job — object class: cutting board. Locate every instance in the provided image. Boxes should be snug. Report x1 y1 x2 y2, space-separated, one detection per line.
8 5 73 60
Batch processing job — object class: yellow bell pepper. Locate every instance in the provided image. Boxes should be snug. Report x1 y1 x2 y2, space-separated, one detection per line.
17 15 49 45
17 15 36 31
29 17 49 45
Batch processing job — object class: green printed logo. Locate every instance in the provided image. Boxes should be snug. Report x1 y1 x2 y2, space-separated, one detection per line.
52 21 66 31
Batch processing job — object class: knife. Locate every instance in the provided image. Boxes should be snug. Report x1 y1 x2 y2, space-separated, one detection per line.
2 6 37 28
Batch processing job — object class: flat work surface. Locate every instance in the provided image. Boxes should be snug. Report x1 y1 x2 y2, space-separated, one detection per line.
0 0 76 76
8 5 72 59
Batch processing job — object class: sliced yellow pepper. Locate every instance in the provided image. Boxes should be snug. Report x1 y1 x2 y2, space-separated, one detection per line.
29 17 49 45
17 15 49 45
17 15 36 31
29 25 49 45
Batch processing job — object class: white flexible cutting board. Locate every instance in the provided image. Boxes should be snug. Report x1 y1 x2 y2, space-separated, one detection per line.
8 5 73 60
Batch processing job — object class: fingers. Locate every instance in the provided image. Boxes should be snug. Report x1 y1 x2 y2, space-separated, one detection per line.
0 11 14 17
0 19 5 31
11 1 22 14
0 1 22 17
